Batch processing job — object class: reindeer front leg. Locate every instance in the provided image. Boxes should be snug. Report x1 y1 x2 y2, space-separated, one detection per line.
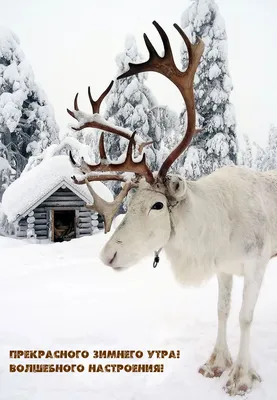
199 272 233 378
224 263 265 395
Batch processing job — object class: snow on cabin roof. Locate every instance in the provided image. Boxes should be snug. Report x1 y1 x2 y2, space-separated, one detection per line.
1 155 114 222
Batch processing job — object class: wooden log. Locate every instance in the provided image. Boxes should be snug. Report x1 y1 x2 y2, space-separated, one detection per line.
79 214 92 219
17 229 27 235
35 208 47 213
47 206 81 211
56 188 71 192
17 225 27 231
48 195 81 202
34 219 47 225
79 228 92 235
79 209 91 213
42 201 84 207
35 230 48 235
75 210 80 239
79 217 91 223
19 221 27 226
79 223 92 229
17 231 27 237
35 224 47 230
34 212 47 219
18 221 27 226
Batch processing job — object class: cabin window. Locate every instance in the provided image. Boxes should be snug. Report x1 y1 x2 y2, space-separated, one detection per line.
53 210 76 242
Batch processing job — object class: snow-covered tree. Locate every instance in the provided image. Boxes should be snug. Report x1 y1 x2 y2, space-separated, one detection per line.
0 27 59 184
152 106 180 147
253 143 265 172
252 125 277 172
238 133 253 168
0 152 13 200
261 125 277 171
150 105 181 167
177 0 237 179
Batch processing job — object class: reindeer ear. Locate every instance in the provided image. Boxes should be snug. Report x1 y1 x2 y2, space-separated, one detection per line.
166 175 187 200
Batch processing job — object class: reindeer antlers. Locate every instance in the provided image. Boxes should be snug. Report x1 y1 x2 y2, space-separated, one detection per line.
118 21 204 179
70 131 153 233
67 82 155 232
70 132 154 184
67 21 204 233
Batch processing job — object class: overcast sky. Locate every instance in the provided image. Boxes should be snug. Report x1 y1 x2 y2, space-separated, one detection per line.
1 0 277 147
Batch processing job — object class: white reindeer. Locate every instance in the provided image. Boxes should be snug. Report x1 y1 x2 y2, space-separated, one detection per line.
67 21 274 395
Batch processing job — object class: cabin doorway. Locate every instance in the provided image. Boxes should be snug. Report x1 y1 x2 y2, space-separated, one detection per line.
52 210 76 242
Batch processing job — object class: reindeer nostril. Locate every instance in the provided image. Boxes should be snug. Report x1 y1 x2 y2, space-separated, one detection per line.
109 251 117 266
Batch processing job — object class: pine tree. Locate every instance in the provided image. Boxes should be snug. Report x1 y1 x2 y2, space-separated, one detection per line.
151 105 181 168
0 150 12 200
238 133 253 168
178 0 237 179
0 27 59 185
253 142 266 172
262 125 277 171
252 125 277 172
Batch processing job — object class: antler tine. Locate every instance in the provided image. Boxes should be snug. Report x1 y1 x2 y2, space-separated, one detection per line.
138 141 153 154
74 93 79 111
84 178 133 233
88 80 114 114
66 93 80 120
125 132 136 162
173 23 204 81
144 33 159 59
69 151 77 167
99 132 107 160
72 174 126 185
152 21 174 62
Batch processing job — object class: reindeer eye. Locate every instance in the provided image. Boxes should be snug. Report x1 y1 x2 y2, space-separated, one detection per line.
151 202 164 210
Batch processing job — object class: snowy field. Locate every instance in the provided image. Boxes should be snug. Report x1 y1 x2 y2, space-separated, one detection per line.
1 232 277 400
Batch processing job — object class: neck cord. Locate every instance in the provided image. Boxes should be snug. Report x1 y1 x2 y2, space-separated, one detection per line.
152 199 179 268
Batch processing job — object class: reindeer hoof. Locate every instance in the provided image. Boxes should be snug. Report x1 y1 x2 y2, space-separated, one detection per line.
199 350 232 378
224 364 261 396
199 365 224 378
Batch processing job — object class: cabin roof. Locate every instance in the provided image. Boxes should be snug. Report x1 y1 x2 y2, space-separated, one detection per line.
1 155 113 222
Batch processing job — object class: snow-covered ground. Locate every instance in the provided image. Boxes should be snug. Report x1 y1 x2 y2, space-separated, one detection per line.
1 233 277 400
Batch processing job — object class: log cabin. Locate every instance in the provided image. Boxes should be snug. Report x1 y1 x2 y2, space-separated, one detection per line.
1 155 113 241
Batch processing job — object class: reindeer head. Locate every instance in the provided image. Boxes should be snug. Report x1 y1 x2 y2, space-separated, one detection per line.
67 21 204 269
